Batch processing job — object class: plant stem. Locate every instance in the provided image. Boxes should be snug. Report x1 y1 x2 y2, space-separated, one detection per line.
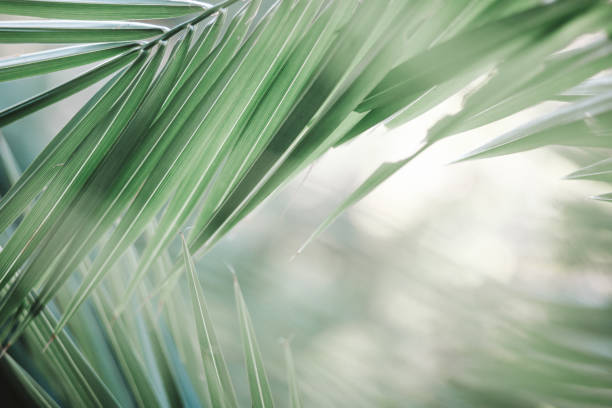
142 0 243 50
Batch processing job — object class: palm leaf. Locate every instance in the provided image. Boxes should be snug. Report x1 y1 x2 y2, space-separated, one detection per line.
52 0 263 334
0 42 138 82
0 49 140 128
566 158 612 182
4 354 61 408
0 60 134 234
0 20 165 43
182 236 238 408
0 0 209 20
0 0 609 364
456 92 612 161
301 0 612 245
233 270 275 408
282 340 302 408
0 48 156 314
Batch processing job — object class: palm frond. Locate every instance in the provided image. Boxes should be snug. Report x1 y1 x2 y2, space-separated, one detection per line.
0 1 611 406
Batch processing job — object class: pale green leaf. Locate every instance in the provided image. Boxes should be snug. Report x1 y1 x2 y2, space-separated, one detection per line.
0 20 165 43
0 48 139 128
0 42 138 82
0 0 209 20
566 157 612 182
297 144 427 254
125 0 319 304
592 192 612 202
52 0 258 323
0 59 132 235
455 92 612 162
282 340 302 408
182 236 238 408
0 132 20 185
233 271 275 408
0 51 150 305
359 0 600 111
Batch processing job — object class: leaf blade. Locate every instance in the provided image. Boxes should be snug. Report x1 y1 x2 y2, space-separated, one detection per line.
233 271 275 408
0 20 165 43
5 354 61 408
0 48 139 128
282 340 302 408
0 0 209 20
0 41 138 82
182 236 238 408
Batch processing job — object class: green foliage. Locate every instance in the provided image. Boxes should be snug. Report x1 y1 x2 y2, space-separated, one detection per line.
183 236 239 408
0 1 210 20
0 0 611 406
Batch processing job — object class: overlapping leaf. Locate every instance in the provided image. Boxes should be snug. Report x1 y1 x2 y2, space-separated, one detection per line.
234 271 275 408
183 237 238 408
301 0 612 245
0 0 610 365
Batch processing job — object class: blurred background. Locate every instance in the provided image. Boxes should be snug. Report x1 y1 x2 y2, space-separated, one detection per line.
2 4 612 408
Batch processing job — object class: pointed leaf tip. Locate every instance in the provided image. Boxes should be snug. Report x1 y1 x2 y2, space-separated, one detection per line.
282 338 302 408
234 274 274 408
184 234 239 408
590 193 612 202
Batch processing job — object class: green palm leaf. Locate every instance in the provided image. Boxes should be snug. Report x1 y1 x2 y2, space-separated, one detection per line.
5 354 61 408
233 270 275 408
0 0 209 20
0 42 138 82
0 49 139 128
0 20 165 43
456 92 612 161
566 158 612 182
0 4 610 394
182 236 238 408
282 340 302 408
